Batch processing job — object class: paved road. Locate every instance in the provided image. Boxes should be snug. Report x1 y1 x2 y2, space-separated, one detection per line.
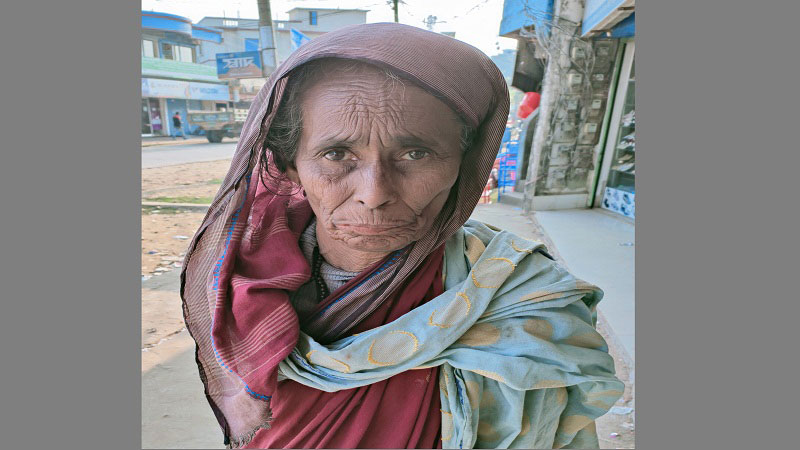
142 141 238 168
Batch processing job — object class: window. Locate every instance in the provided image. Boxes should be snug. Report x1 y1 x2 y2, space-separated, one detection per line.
162 43 174 60
177 45 194 63
142 39 156 58
223 19 238 28
309 11 318 25
162 43 195 62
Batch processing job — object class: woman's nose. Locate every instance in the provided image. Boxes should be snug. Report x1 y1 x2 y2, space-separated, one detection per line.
352 162 398 209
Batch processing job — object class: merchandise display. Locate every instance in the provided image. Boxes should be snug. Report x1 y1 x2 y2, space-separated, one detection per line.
602 52 635 218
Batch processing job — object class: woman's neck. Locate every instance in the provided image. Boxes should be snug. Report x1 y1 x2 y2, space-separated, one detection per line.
315 222 390 273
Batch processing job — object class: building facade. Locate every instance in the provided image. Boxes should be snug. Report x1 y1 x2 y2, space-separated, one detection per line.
141 11 231 137
499 0 635 220
194 8 367 110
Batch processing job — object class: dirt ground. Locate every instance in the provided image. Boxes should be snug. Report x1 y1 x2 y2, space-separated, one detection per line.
141 159 231 276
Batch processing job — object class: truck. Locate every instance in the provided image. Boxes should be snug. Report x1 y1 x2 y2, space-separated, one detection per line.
186 110 246 143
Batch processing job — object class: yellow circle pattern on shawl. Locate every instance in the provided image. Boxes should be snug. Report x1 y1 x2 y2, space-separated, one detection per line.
440 410 454 441
556 386 568 406
305 350 351 373
455 322 500 346
511 239 535 254
465 233 487 265
471 257 516 288
559 414 593 435
533 379 567 389
523 318 554 340
465 379 481 409
520 412 531 436
563 331 606 349
428 292 471 328
472 368 505 383
478 420 500 441
367 330 419 366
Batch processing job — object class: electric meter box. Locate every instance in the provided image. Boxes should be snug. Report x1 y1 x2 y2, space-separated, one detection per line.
579 122 600 145
567 72 583 86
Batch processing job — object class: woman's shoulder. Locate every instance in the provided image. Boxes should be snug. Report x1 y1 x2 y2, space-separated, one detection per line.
460 219 556 261
454 219 603 315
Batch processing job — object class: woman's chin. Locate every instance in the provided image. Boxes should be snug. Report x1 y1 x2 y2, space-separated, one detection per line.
341 234 414 254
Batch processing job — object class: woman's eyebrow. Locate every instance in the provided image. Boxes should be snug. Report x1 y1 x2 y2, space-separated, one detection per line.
313 137 358 149
394 134 437 148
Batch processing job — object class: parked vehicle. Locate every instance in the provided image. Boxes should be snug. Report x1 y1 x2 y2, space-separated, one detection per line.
186 110 245 143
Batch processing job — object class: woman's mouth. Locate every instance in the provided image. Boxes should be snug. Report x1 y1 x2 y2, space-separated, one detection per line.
335 223 412 235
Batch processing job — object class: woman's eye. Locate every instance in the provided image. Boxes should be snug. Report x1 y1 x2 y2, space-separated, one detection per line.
402 150 429 161
323 149 348 161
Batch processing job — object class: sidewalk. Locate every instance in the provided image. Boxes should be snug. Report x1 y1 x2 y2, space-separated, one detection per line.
142 136 239 147
532 208 635 369
142 203 634 448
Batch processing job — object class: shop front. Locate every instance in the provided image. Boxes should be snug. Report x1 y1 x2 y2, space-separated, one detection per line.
141 55 230 136
582 2 635 220
141 97 165 136
141 77 230 136
594 39 634 219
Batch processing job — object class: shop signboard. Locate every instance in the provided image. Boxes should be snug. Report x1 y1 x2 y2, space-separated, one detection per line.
142 78 230 101
142 78 190 99
216 51 262 79
188 82 230 101
581 0 634 36
142 56 221 83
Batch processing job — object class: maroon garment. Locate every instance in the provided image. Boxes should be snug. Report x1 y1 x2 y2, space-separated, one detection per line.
246 246 446 449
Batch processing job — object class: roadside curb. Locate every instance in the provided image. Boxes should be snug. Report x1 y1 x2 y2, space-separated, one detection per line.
142 201 210 211
142 138 209 147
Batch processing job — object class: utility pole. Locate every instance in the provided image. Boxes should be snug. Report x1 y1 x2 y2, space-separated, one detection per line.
257 0 278 77
392 0 399 23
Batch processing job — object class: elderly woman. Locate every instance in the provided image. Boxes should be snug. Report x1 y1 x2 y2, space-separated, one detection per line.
182 23 623 449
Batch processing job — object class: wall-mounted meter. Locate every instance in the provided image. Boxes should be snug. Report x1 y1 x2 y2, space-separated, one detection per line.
579 122 599 145
568 72 583 86
591 73 607 89
571 46 586 60
596 45 611 57
588 97 605 119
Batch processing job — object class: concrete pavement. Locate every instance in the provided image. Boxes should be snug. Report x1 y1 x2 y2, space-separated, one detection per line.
142 141 238 168
533 208 635 368
141 269 225 449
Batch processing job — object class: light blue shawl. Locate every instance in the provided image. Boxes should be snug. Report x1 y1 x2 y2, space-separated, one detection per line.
278 220 624 448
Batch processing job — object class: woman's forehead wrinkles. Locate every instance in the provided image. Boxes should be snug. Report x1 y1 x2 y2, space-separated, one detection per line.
311 128 442 151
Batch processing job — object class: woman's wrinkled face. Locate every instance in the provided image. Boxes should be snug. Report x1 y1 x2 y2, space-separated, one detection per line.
286 63 464 254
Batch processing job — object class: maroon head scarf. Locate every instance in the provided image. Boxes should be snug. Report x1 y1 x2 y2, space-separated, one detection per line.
181 22 509 447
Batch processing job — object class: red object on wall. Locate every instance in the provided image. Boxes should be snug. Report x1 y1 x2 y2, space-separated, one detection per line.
517 92 541 119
